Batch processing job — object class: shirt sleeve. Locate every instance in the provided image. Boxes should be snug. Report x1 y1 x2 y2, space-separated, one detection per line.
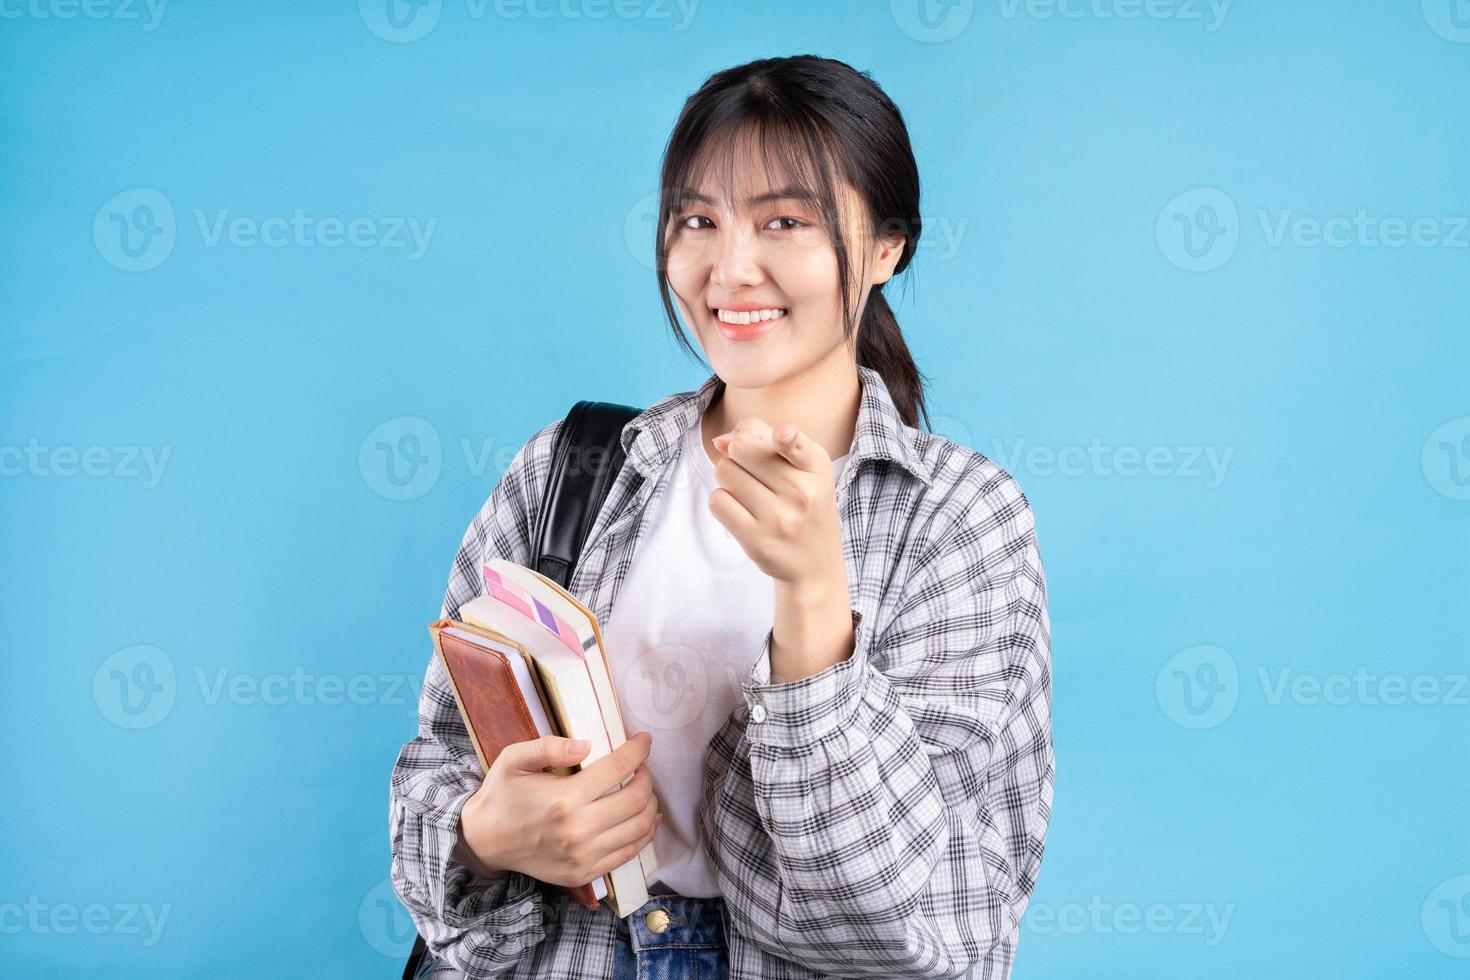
702 468 1054 979
388 418 563 979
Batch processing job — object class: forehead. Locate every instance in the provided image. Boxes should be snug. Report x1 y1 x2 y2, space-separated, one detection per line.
681 125 835 208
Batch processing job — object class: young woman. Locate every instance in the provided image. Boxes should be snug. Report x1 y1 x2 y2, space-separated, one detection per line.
391 55 1053 980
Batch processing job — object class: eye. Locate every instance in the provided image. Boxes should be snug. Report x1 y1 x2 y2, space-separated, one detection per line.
765 216 806 232
676 213 714 231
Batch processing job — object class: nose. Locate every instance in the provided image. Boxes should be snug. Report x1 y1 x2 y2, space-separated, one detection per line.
711 222 765 291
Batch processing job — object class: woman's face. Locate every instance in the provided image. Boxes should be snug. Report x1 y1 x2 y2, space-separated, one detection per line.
663 138 904 391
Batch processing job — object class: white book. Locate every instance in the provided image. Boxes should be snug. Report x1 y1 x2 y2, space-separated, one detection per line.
485 559 661 887
458 591 651 918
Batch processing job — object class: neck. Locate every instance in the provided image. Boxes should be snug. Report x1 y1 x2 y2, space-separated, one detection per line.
701 349 861 464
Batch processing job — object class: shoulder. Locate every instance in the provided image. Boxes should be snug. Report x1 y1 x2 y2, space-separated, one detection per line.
905 426 1039 562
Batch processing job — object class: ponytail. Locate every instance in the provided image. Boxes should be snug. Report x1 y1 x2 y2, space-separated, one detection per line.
856 288 929 431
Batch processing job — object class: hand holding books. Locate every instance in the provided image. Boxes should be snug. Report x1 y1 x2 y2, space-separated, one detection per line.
431 558 662 915
455 731 662 890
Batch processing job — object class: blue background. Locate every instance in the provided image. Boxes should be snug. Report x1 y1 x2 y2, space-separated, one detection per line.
4 1 1468 976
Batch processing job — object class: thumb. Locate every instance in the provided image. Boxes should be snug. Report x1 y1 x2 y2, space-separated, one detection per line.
508 735 590 773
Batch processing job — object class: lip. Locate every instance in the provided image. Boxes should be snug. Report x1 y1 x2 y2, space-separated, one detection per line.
711 306 786 341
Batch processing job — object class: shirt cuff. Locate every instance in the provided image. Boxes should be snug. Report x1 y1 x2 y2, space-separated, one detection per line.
423 786 546 935
741 607 867 748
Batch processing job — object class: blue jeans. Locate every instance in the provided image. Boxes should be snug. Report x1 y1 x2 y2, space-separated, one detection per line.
612 893 730 980
411 893 731 979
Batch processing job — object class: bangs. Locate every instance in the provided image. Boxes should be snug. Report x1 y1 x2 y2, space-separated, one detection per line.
667 116 848 232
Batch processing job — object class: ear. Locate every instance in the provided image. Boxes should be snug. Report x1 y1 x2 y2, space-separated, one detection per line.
869 232 906 287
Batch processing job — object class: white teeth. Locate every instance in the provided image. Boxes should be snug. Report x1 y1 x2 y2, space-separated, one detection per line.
716 308 787 325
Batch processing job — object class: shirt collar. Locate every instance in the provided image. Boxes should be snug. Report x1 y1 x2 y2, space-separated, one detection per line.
619 364 934 491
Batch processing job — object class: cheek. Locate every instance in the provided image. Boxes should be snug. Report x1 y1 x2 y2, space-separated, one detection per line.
773 245 840 310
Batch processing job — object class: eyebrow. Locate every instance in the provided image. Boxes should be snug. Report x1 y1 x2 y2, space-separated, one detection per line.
675 186 821 208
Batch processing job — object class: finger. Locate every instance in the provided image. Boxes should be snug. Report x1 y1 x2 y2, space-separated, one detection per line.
769 422 830 473
714 417 802 495
584 793 660 869
581 809 661 886
582 764 655 833
566 730 651 806
707 484 760 542
710 452 781 525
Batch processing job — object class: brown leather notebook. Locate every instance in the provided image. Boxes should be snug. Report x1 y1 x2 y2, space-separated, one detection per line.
429 617 603 910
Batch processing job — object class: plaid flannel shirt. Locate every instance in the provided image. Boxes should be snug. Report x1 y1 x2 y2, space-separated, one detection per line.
389 364 1054 979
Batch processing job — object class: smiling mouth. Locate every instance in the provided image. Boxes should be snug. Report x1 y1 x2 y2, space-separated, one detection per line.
711 307 789 325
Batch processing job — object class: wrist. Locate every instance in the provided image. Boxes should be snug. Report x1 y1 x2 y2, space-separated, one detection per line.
456 793 510 880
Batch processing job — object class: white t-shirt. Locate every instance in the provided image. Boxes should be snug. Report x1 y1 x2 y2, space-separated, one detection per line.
601 419 849 898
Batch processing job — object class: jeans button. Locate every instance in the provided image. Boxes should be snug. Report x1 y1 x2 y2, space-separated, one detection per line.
645 908 670 933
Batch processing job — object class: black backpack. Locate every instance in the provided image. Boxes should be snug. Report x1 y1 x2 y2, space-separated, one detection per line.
402 399 643 980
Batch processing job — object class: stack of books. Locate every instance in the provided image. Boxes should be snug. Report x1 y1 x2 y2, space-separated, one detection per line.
429 558 657 917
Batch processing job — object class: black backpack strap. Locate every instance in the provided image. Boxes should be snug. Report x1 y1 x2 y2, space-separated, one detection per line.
401 398 641 980
530 399 642 590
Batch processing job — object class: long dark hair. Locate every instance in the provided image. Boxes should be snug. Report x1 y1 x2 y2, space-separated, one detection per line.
653 55 932 431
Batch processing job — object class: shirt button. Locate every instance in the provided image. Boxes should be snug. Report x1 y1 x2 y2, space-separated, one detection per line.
645 908 670 933
518 900 534 915
749 703 767 723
